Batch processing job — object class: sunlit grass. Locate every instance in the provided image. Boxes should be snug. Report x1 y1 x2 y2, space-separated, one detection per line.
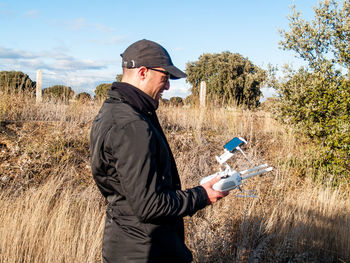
0 92 349 262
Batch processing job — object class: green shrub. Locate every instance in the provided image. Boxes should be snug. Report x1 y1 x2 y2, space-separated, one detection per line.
270 0 350 183
159 97 169 106
0 71 36 93
273 66 350 182
186 52 266 108
169 97 184 107
76 92 92 103
43 85 75 102
94 83 112 101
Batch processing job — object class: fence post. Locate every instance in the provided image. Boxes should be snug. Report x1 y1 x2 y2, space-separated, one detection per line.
197 81 206 140
36 70 42 103
200 81 206 108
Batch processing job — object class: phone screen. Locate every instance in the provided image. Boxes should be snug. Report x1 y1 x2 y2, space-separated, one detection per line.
224 137 244 152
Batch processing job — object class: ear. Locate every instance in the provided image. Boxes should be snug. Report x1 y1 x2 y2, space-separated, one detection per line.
137 66 148 80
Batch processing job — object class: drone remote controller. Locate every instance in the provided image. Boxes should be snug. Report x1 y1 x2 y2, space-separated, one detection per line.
200 137 273 195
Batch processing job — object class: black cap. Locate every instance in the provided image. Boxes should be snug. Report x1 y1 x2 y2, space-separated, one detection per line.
121 39 187 80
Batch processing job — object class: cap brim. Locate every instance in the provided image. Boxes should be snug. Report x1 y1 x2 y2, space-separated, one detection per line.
164 65 187 80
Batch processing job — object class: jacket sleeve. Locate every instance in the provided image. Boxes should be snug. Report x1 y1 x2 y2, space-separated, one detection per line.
105 120 209 223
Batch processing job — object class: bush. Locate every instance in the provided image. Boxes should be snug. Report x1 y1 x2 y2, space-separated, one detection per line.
169 97 184 107
43 85 75 103
183 94 198 107
271 0 350 183
76 92 92 103
159 97 169 106
186 52 266 108
94 83 112 101
272 65 350 182
0 71 36 93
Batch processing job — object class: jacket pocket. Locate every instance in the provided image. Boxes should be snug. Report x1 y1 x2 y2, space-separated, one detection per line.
107 205 151 244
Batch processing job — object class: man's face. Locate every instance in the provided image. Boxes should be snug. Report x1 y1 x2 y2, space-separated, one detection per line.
143 67 170 101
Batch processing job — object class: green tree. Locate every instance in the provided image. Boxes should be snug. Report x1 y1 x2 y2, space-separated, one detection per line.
0 71 36 93
116 74 123 82
43 85 75 102
186 52 266 108
279 0 350 71
272 0 350 181
184 94 197 106
159 97 169 106
94 83 112 101
169 97 184 107
76 92 92 103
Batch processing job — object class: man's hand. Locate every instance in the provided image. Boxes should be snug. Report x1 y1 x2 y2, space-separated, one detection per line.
201 176 229 205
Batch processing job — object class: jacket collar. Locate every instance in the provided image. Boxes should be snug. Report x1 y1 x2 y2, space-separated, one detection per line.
107 82 158 114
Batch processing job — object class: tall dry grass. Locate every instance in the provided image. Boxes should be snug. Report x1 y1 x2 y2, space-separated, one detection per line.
0 92 349 262
0 175 104 263
160 106 350 262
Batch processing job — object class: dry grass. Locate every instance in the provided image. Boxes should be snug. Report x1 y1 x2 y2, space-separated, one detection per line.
0 92 349 262
0 175 105 263
185 178 350 262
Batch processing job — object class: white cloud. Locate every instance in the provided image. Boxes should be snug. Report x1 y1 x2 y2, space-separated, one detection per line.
0 45 119 94
60 17 116 34
0 46 36 59
0 46 108 71
174 47 184 52
24 9 39 18
0 2 13 16
53 58 106 71
68 17 86 31
261 87 277 101
162 79 191 99
61 70 117 94
0 45 190 98
28 68 118 95
91 35 128 46
94 23 115 33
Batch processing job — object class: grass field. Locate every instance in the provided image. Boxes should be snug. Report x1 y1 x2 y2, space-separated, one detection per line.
0 92 349 262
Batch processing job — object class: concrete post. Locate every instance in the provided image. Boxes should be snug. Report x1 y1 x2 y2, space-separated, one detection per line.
36 70 42 103
197 81 207 139
200 81 206 108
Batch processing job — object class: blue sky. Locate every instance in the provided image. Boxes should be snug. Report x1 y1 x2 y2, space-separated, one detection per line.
0 0 319 99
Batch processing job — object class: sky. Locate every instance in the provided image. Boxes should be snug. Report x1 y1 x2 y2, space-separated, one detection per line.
0 0 320 99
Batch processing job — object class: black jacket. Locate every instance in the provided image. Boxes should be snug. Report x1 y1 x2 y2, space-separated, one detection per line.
90 82 209 263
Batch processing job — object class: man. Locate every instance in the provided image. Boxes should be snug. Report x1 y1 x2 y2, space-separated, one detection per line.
90 39 228 263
